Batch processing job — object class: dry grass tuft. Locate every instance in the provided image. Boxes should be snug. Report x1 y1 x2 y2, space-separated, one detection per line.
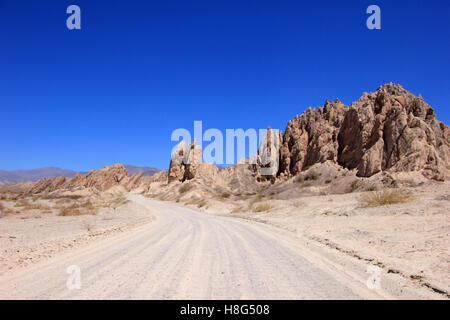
359 190 412 208
179 183 193 194
252 202 275 212
43 194 83 200
197 200 208 208
58 201 97 216
231 205 246 213
184 198 208 208
349 180 359 193
14 200 51 211
110 196 129 210
295 171 319 183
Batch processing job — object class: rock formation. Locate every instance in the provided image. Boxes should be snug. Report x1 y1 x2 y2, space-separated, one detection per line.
168 139 203 183
25 164 143 194
278 83 449 180
15 83 450 196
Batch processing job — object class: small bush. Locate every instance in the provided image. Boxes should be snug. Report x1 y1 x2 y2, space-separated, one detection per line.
58 202 97 216
184 198 208 209
231 205 246 213
359 190 412 208
14 200 30 208
349 180 359 192
365 185 378 192
197 200 207 208
221 193 230 199
43 194 83 200
0 201 4 213
325 179 332 184
110 197 129 210
4 208 15 214
252 202 275 212
179 183 193 194
59 207 82 216
304 171 319 181
294 175 304 183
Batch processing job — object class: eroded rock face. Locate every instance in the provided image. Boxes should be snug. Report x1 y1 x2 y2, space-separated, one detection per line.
168 139 203 183
279 83 449 180
26 164 136 194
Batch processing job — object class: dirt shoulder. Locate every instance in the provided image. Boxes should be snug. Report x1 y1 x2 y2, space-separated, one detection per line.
214 182 449 299
0 194 154 275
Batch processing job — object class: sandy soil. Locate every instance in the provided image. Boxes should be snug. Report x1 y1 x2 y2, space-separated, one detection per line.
0 175 447 299
208 182 450 298
1 195 438 300
0 197 154 275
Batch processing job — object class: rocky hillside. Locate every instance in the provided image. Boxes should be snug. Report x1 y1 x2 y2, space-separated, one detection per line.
168 83 449 184
24 164 145 194
10 84 449 196
278 83 449 181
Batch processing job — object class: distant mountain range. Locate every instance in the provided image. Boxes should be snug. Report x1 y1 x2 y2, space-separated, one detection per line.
122 165 160 177
0 165 159 186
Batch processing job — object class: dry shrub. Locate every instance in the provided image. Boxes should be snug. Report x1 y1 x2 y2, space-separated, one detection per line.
14 200 50 211
295 171 318 183
5 208 16 214
349 180 359 193
0 201 4 213
58 201 97 216
359 190 412 208
110 196 129 210
14 200 31 207
43 194 83 200
221 192 230 199
231 205 245 213
184 198 207 208
304 171 319 181
179 183 193 194
59 206 82 216
252 202 275 212
197 200 207 208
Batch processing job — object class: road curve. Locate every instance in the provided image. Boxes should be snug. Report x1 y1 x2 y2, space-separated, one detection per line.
0 195 385 299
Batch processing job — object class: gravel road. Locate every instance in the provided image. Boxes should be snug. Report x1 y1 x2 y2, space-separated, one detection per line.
0 195 386 299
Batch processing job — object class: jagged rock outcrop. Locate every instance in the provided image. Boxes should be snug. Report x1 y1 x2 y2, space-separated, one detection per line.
168 139 203 183
26 164 141 194
279 83 449 180
249 127 281 183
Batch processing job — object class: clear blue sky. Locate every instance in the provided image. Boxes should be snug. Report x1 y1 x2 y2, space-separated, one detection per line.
1 0 449 171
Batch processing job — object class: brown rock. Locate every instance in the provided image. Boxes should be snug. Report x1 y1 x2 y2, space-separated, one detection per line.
168 139 203 183
25 164 136 194
279 83 449 180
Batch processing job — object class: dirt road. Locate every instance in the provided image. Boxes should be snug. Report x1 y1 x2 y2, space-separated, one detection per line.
0 195 389 299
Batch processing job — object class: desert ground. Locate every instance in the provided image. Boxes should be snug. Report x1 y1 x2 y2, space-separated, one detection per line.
0 173 448 299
